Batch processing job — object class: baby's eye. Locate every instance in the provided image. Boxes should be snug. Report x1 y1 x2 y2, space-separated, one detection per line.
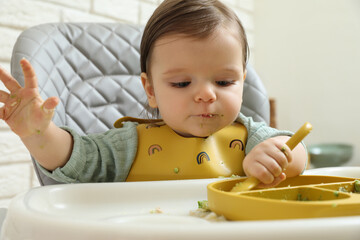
170 82 191 88
216 80 234 87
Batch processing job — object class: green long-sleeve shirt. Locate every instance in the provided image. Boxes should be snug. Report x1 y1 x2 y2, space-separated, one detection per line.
38 113 296 183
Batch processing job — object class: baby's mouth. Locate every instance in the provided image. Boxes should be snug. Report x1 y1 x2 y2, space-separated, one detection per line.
199 113 216 118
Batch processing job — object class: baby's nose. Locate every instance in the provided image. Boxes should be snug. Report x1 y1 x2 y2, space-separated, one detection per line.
194 84 216 103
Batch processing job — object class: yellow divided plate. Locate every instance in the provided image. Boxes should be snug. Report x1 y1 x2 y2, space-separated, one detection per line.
207 175 360 220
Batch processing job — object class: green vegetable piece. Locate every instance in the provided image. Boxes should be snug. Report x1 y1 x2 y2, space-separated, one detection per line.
297 193 302 201
296 193 309 201
354 180 360 193
197 200 209 211
333 191 339 197
173 167 179 174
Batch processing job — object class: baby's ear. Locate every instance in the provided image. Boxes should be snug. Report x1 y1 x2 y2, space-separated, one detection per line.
141 72 157 108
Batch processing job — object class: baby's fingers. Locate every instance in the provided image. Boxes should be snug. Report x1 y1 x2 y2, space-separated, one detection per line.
0 65 22 92
42 97 59 115
20 58 38 89
0 106 4 119
257 173 286 188
278 143 293 164
250 161 276 185
0 90 21 120
0 90 10 103
268 146 290 172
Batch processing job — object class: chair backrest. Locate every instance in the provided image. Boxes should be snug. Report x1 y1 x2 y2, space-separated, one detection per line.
11 23 270 185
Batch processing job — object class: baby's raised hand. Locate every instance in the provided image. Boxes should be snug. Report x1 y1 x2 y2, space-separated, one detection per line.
0 59 59 139
242 137 293 188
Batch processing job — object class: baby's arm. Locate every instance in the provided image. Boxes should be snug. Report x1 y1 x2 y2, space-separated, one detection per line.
0 59 73 171
242 135 307 188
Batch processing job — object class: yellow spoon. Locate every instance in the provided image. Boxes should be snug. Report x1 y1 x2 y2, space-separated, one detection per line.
230 122 313 192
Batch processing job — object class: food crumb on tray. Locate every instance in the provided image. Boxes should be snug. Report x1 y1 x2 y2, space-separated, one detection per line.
189 200 227 222
149 207 163 214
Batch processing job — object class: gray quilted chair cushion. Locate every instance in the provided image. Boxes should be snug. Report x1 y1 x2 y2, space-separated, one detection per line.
11 23 270 185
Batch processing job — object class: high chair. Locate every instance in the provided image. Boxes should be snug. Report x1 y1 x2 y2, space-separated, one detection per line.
11 23 271 185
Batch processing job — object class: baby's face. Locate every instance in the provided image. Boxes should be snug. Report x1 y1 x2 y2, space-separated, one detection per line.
142 27 245 137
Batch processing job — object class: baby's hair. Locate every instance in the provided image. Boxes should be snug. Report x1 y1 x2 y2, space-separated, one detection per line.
140 0 250 76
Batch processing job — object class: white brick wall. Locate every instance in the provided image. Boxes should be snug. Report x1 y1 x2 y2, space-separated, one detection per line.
0 0 254 208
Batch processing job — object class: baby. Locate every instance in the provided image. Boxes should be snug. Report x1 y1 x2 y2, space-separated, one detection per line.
0 0 307 187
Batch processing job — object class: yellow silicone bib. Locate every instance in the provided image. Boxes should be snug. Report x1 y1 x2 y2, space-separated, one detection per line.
114 118 248 181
